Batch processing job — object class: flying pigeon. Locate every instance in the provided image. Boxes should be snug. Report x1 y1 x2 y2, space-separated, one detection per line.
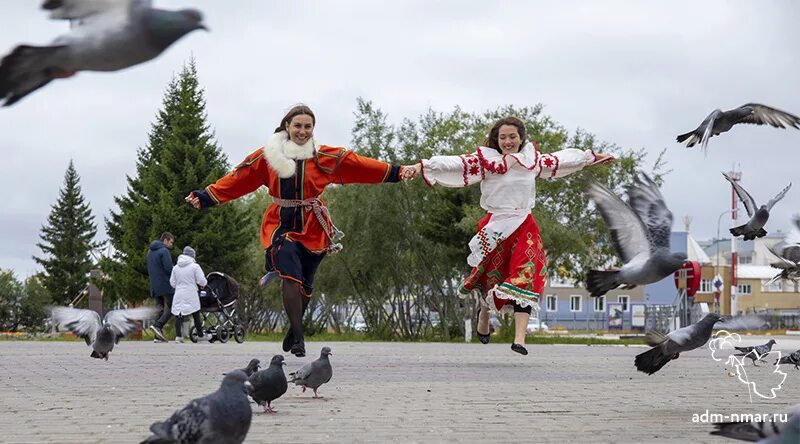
289 346 333 398
634 313 725 375
586 172 687 297
50 306 158 360
677 103 800 153
734 339 777 367
711 403 800 443
141 370 253 444
765 243 800 286
0 0 207 106
723 172 791 241
247 355 287 414
776 350 800 370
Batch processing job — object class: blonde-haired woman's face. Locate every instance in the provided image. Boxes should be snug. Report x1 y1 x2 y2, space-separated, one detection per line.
286 114 314 145
497 124 521 154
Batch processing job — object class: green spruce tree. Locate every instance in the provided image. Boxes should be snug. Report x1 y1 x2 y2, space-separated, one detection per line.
105 59 251 303
33 161 99 305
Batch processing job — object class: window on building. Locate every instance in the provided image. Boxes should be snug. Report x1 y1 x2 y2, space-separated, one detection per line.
618 295 629 311
737 284 752 295
570 295 582 312
594 296 605 312
738 256 752 265
698 279 713 293
546 295 557 312
766 280 782 292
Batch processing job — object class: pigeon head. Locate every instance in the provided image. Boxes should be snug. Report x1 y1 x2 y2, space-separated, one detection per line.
144 8 207 49
221 370 251 392
703 313 726 324
320 347 332 358
269 354 286 367
768 339 777 346
246 358 260 371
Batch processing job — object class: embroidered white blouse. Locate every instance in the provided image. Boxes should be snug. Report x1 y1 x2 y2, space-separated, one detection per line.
420 142 595 266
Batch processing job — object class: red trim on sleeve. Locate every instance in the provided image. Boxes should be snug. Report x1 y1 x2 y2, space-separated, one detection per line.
419 160 433 187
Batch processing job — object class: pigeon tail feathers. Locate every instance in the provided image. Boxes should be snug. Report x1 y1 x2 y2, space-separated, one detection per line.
635 347 673 375
586 270 622 297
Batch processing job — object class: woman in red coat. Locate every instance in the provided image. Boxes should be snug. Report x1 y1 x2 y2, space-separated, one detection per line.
186 105 409 357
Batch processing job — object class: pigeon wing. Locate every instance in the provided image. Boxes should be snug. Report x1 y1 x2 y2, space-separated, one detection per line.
587 181 651 264
722 172 757 217
766 182 792 211
699 109 722 154
290 362 313 384
41 0 146 28
626 173 674 250
735 103 800 129
50 306 101 344
153 397 212 442
103 307 158 338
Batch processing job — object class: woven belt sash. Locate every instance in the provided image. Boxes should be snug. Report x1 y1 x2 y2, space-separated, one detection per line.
271 197 344 253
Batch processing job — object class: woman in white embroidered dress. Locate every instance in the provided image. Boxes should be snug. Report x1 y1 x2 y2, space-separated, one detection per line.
403 117 613 355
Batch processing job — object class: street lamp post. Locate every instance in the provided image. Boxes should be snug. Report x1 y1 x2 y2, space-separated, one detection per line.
715 209 737 315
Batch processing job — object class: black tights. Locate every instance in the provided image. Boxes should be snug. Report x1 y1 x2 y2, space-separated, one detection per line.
175 312 204 338
282 280 309 344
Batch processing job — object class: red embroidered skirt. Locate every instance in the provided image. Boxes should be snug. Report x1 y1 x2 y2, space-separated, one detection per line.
461 213 547 313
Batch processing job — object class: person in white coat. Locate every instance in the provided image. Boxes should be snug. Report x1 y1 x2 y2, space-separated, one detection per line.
169 246 209 343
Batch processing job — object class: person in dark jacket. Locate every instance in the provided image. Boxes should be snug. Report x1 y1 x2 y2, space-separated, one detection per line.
146 232 175 342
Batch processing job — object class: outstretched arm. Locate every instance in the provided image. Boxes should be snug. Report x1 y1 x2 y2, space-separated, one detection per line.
402 151 484 188
333 150 405 185
537 148 613 179
186 148 270 209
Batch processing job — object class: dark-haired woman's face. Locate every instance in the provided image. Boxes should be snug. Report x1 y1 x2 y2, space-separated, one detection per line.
497 124 521 154
286 114 314 145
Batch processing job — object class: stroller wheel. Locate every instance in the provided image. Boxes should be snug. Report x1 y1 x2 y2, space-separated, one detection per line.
189 330 199 343
234 325 246 343
217 326 230 343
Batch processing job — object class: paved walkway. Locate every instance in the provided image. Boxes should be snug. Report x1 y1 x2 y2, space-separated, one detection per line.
1 338 798 443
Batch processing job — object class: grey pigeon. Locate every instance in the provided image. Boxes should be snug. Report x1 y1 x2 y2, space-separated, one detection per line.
775 350 800 370
0 0 207 106
765 243 800 286
289 346 333 398
239 359 260 377
586 172 687 297
141 370 252 444
734 339 777 367
677 103 800 153
711 403 800 443
247 355 287 414
634 313 725 375
50 306 158 360
723 173 791 241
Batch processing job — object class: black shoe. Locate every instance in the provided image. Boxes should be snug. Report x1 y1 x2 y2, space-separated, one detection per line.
282 329 294 352
511 343 528 355
476 311 490 344
290 339 306 357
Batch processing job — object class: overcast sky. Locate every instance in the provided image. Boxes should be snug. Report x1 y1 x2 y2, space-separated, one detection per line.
1 1 799 277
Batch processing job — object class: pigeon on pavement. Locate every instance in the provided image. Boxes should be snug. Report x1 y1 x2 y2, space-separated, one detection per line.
586 172 687 297
0 0 207 106
776 350 800 370
239 359 260 377
141 370 252 444
247 355 287 413
635 313 725 375
677 103 800 153
289 346 333 398
734 339 777 366
711 403 800 443
49 306 158 360
723 172 791 241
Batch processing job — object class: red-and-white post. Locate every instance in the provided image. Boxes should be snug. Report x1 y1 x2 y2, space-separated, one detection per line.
727 169 741 316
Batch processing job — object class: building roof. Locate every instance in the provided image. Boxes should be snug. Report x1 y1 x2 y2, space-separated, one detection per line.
687 234 711 264
737 265 778 280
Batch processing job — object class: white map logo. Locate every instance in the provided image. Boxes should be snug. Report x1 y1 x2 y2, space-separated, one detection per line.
708 330 787 402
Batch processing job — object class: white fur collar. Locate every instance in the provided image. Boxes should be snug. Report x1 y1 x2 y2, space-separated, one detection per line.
262 131 319 178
